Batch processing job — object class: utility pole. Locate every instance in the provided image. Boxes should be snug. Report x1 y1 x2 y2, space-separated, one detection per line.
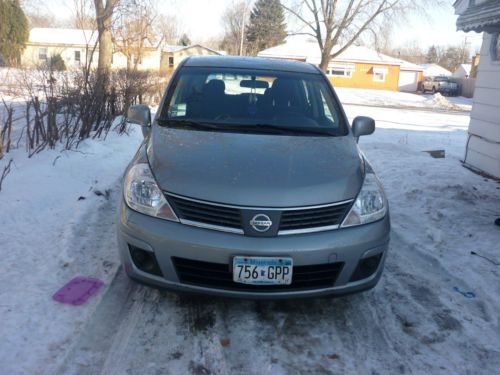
461 36 469 63
239 5 247 56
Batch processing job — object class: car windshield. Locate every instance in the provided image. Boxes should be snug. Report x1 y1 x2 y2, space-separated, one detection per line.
159 67 347 136
434 76 450 82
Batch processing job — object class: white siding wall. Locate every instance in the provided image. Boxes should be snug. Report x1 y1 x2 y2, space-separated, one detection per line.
22 44 98 69
464 33 500 178
22 45 161 72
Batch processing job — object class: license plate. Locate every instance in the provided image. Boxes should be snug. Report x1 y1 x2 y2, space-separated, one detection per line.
232 256 293 285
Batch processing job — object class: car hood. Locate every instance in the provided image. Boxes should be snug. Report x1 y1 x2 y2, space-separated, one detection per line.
148 126 364 207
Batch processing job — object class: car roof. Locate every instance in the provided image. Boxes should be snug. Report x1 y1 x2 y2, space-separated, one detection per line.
183 55 321 74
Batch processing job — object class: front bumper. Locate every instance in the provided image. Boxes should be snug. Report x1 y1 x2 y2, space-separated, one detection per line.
117 202 390 299
438 86 458 94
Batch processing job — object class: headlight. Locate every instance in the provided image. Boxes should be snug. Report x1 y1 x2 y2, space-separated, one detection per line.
341 173 387 227
124 163 179 221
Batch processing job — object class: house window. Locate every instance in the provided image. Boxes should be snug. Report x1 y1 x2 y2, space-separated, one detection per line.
168 56 174 68
38 48 48 61
327 64 354 78
74 50 81 63
491 33 500 62
373 67 387 82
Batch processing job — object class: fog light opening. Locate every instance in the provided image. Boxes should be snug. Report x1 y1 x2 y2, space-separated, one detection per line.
350 253 383 282
129 245 163 277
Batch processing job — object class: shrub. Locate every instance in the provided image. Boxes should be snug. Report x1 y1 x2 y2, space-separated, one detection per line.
1 66 168 156
49 54 66 71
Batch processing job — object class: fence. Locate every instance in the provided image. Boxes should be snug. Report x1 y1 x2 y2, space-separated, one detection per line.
454 77 476 98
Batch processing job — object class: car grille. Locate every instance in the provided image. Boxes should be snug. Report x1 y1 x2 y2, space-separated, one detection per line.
279 203 352 232
168 195 242 230
172 257 344 292
166 193 352 235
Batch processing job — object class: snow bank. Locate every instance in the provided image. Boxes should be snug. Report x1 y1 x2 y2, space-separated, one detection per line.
0 126 143 374
426 93 464 111
336 87 472 111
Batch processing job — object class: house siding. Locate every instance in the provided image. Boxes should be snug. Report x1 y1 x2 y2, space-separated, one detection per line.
327 63 400 91
464 32 500 178
160 46 220 74
22 44 98 69
22 44 161 71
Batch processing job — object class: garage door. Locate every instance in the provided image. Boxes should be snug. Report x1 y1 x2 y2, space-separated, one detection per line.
399 71 418 92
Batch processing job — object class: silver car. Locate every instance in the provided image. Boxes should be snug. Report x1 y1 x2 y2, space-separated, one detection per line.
117 56 390 299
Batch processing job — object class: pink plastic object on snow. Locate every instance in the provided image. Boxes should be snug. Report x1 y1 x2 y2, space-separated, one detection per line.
52 277 104 306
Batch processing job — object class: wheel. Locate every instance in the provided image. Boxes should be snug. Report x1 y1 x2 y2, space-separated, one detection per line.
432 87 437 94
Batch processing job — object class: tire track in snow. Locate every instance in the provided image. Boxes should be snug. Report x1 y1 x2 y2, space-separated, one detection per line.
58 229 500 375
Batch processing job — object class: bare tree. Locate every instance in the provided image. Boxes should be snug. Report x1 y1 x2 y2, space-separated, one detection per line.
72 0 97 29
93 0 120 91
283 0 435 72
220 0 252 56
25 13 59 28
392 40 426 64
155 14 180 45
113 0 159 71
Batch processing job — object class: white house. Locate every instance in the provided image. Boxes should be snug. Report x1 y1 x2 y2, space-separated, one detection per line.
420 63 452 77
21 28 163 71
22 28 99 70
453 63 472 78
454 0 500 179
21 28 221 73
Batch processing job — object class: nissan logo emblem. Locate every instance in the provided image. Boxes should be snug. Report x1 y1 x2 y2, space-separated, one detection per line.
250 214 273 232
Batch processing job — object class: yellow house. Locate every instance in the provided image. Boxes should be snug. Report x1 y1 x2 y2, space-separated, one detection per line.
258 38 423 92
160 45 223 74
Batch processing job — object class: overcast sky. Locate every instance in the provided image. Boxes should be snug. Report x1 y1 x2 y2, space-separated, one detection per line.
29 0 484 53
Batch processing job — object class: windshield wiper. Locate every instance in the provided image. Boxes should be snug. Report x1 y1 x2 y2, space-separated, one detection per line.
156 118 220 130
247 124 335 136
156 119 335 136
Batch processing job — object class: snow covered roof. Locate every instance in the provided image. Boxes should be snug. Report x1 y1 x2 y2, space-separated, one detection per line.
162 45 186 53
257 37 319 62
458 63 472 74
162 44 222 55
257 37 422 70
398 60 424 72
420 63 452 77
332 45 402 66
28 28 98 47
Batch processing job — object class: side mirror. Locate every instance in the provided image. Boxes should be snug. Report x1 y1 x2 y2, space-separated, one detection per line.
352 116 375 141
127 104 151 137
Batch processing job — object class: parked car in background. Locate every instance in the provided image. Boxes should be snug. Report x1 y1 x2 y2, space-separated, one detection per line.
118 56 390 299
423 76 459 96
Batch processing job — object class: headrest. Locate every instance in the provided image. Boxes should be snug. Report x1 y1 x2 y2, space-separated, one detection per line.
203 79 225 96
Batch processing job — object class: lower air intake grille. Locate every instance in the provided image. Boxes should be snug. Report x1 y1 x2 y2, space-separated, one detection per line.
172 257 344 292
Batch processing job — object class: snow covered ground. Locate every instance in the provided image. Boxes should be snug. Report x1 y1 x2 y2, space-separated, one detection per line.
0 127 144 374
336 87 473 111
0 93 499 374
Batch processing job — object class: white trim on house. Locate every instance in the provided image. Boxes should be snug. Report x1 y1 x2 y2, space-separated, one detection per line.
326 63 355 78
464 32 500 178
373 67 387 82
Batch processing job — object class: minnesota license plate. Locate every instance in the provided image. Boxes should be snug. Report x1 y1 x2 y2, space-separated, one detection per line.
232 256 293 285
